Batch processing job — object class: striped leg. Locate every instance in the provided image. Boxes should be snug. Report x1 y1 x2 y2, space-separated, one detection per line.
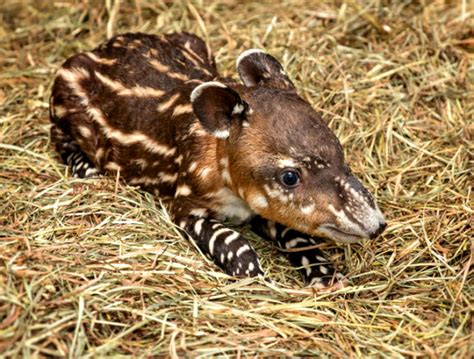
57 139 98 178
179 216 264 277
251 216 345 288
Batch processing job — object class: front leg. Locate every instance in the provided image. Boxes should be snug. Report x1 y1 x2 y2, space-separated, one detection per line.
251 216 345 289
177 215 264 277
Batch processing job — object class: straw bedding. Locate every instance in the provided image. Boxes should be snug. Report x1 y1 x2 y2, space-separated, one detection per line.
1 0 472 356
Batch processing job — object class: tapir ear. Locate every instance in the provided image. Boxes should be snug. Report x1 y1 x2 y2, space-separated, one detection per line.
190 82 247 139
236 49 295 90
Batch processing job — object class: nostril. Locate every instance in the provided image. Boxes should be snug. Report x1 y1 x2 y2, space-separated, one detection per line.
370 222 387 239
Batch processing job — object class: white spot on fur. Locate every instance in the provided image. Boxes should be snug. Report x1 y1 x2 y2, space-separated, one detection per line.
212 129 230 139
224 231 240 245
301 256 312 277
320 265 329 275
188 161 198 172
85 52 117 65
189 208 208 217
95 148 105 161
194 218 205 235
95 71 165 97
300 203 315 215
52 105 67 118
236 244 250 257
227 251 234 261
285 237 308 249
157 93 181 113
149 59 189 81
210 188 254 224
268 221 277 239
232 103 245 115
209 228 232 255
175 184 192 197
104 162 122 172
172 104 193 117
84 168 98 177
278 158 297 168
77 125 92 139
197 167 211 179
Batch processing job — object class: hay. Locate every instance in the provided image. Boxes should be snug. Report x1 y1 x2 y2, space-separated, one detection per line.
1 0 472 356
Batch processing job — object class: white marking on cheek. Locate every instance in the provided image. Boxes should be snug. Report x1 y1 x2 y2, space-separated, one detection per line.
249 194 268 209
300 203 315 215
248 262 255 272
263 184 280 199
227 251 234 261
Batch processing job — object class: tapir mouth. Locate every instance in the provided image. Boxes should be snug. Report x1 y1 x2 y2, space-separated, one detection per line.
317 224 367 244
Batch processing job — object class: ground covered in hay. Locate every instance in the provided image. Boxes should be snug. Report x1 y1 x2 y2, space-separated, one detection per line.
1 0 473 357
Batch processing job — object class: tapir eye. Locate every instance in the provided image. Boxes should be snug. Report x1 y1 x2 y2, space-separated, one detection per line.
279 169 300 188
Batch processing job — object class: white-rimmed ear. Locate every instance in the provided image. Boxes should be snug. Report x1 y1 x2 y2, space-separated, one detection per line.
236 49 295 90
190 82 247 139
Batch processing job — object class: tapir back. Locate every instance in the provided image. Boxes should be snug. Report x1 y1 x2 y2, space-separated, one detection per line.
50 32 218 195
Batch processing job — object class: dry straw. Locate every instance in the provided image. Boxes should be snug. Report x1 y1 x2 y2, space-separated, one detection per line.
1 0 472 357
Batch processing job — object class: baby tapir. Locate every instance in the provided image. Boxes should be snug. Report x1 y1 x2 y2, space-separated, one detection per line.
50 32 386 289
